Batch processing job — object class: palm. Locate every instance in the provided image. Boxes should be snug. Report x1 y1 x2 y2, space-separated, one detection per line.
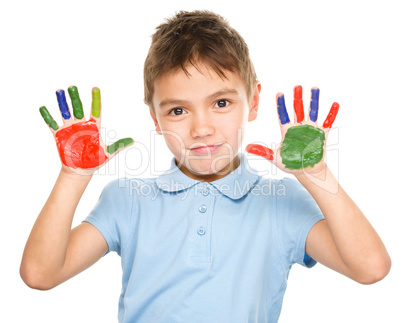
54 119 108 170
274 123 327 176
40 86 133 175
246 85 339 176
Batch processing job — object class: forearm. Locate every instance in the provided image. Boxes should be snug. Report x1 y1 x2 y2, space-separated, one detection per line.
296 166 391 280
20 168 92 287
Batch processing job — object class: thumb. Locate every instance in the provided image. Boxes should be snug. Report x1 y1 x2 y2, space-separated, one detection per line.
245 144 274 161
107 138 134 157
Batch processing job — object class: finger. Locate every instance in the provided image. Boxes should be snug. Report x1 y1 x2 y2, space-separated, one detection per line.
245 144 274 161
293 85 304 123
276 93 290 125
68 85 84 120
323 102 340 129
56 89 72 122
308 87 320 123
39 106 59 131
107 138 134 155
91 87 101 119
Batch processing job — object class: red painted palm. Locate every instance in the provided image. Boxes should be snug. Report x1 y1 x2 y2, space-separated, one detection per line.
39 86 133 175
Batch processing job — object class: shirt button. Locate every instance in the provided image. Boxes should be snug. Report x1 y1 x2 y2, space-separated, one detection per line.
202 189 209 196
199 205 207 213
197 227 206 235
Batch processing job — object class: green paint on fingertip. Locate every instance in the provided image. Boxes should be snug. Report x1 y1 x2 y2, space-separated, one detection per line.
107 138 134 154
68 86 84 119
39 106 59 130
91 87 101 118
280 125 325 169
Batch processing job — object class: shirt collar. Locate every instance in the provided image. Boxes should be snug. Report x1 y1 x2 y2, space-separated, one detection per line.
155 152 260 200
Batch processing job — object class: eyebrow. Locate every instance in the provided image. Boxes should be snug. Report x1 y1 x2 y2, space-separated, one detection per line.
158 88 240 109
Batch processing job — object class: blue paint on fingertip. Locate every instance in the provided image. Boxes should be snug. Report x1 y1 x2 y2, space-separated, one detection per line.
56 89 71 120
277 94 290 124
309 88 320 122
311 88 320 100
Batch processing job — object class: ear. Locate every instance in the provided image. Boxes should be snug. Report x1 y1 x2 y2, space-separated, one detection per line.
248 83 261 122
145 99 162 135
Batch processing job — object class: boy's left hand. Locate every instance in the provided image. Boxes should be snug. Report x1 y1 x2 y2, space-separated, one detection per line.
246 85 339 176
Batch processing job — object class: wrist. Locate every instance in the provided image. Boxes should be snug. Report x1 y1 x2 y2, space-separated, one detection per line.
59 167 93 185
295 163 328 182
295 164 340 195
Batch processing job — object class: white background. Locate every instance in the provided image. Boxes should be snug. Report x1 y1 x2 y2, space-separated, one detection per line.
1 0 401 322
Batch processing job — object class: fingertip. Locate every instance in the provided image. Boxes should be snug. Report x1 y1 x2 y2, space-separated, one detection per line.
68 85 78 93
56 89 67 101
332 102 340 109
294 85 303 99
276 93 285 106
39 106 48 118
126 138 135 146
276 92 284 99
311 87 320 100
67 86 79 99
56 89 65 99
92 87 101 100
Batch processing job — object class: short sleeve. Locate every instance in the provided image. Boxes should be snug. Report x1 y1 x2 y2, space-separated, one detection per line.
83 178 134 256
275 177 324 268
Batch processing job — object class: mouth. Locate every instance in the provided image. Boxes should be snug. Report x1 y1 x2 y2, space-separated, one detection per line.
189 143 224 155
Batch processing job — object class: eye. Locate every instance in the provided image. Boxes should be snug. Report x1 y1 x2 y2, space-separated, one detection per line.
214 99 230 108
168 107 187 116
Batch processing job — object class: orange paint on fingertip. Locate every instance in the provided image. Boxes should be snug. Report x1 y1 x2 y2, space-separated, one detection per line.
323 102 339 129
246 144 274 161
293 85 304 123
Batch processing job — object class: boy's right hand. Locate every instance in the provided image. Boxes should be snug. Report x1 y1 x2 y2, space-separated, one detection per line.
40 86 134 175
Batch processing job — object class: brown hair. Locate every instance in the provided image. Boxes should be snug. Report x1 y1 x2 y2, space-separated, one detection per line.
144 10 258 111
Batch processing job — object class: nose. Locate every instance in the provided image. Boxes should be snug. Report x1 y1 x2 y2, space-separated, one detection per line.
190 113 215 139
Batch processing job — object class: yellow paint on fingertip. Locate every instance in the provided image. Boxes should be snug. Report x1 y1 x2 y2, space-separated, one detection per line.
91 87 101 118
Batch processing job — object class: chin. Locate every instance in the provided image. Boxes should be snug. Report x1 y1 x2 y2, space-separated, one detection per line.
194 158 232 175
187 160 216 175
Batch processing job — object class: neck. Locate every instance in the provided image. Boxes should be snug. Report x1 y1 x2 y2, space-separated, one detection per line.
177 154 240 183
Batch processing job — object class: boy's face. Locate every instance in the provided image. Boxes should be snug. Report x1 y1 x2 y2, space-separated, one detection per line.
148 62 260 182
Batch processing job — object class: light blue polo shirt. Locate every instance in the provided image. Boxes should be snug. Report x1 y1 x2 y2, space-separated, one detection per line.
84 152 324 323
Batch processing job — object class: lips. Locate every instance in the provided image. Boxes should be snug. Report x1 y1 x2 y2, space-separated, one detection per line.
190 143 223 155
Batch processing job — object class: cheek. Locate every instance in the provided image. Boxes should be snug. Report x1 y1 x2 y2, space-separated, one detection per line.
219 108 248 139
160 125 187 153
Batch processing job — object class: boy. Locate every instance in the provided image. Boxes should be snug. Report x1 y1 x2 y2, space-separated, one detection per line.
20 10 391 322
